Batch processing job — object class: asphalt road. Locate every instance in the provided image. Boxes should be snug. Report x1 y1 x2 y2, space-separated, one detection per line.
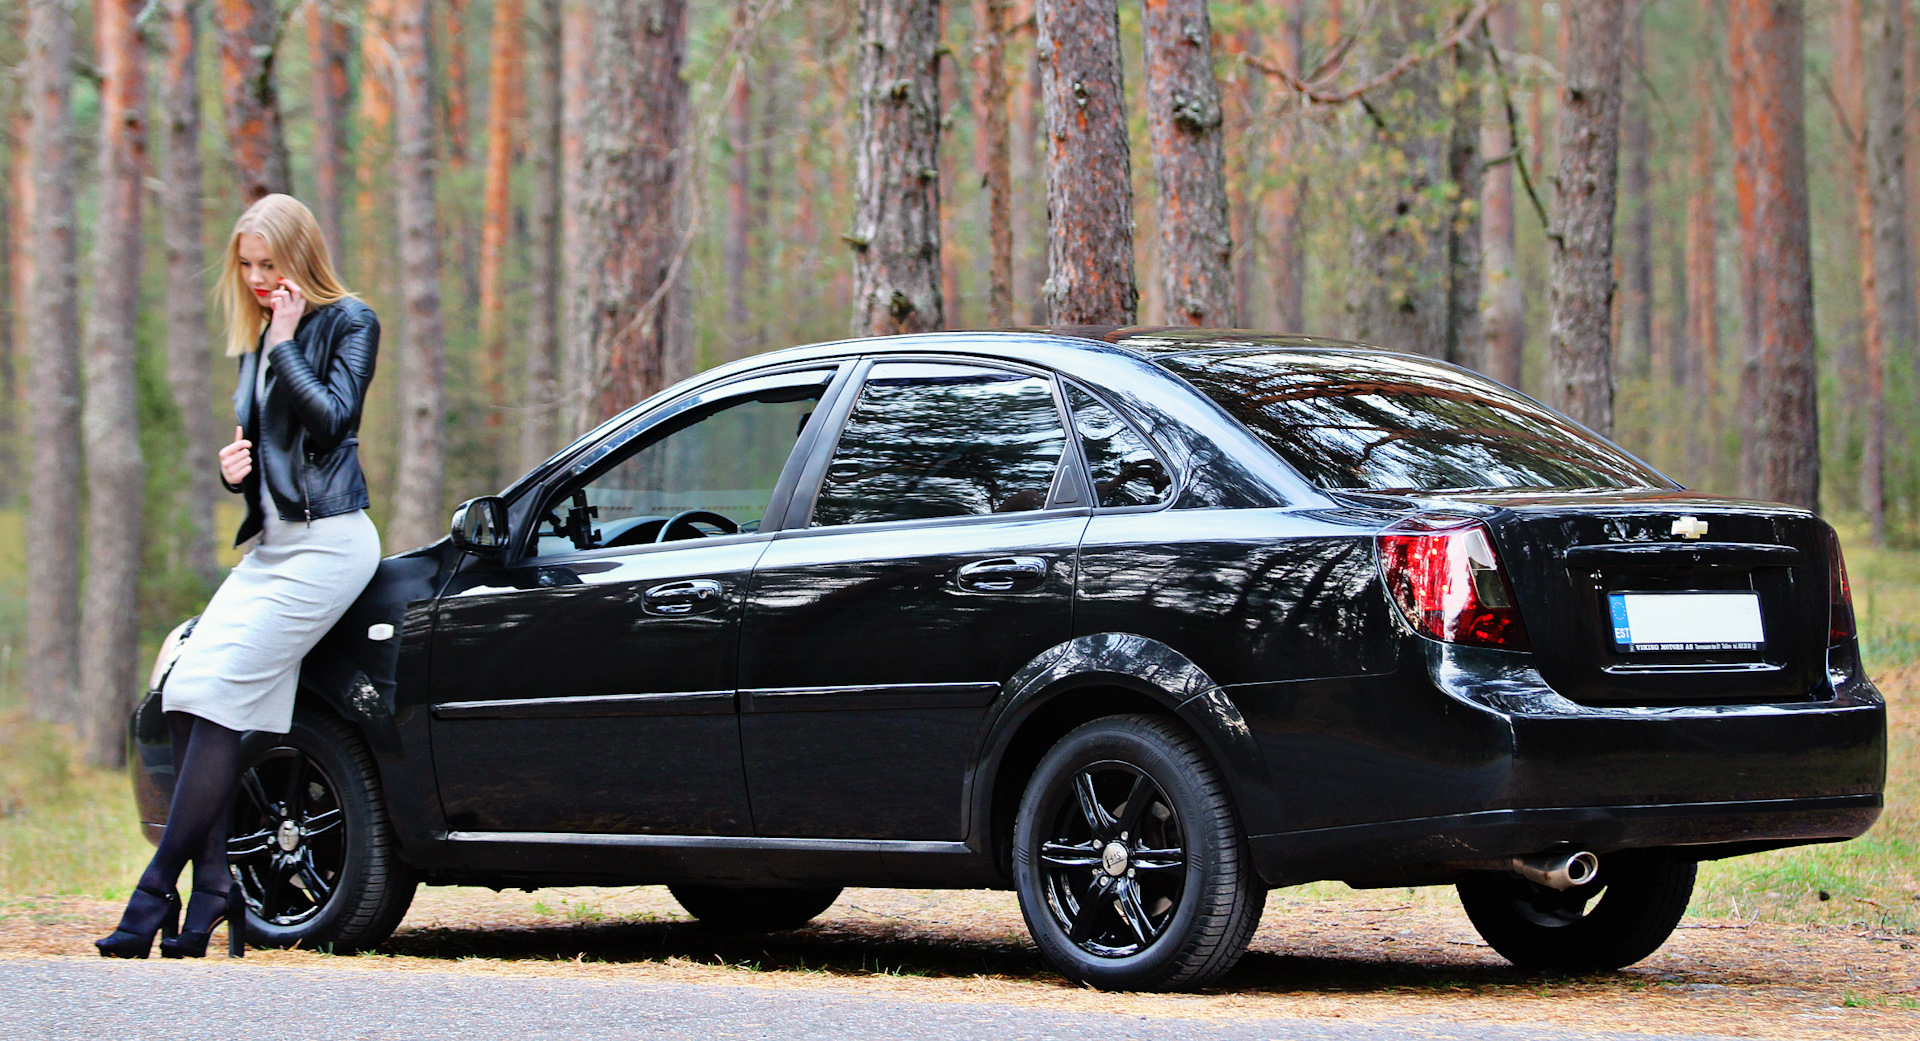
0 958 1759 1041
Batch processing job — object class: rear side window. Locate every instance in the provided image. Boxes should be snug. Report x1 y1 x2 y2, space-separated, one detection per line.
1159 351 1669 493
811 362 1068 527
1065 385 1171 508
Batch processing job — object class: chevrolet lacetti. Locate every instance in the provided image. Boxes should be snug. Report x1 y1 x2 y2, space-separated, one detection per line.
129 329 1887 991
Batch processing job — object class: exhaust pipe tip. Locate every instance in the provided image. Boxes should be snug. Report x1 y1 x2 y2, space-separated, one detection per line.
1507 850 1600 891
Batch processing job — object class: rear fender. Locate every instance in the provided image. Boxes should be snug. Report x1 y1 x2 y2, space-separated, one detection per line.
967 633 1276 860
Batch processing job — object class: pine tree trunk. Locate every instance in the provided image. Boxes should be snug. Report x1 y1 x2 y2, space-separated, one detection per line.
1265 3 1307 332
937 5 962 329
1142 0 1231 326
355 0 395 288
25 0 82 726
518 0 564 474
1728 6 1764 495
725 1 753 335
1446 21 1485 370
387 0 449 552
1481 0 1525 388
569 0 689 421
161 0 220 590
1732 0 1818 509
1863 0 1910 541
850 0 944 335
1684 0 1720 401
79 0 147 768
214 0 291 201
1038 0 1136 325
0 115 13 499
1617 8 1653 380
478 0 525 482
559 0 592 435
309 4 352 257
1346 0 1448 356
1545 0 1626 436
444 0 471 167
973 0 1014 326
1840 0 1872 516
7 110 29 503
1015 18 1050 324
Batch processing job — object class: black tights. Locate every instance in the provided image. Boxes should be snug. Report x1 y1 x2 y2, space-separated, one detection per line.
136 712 243 929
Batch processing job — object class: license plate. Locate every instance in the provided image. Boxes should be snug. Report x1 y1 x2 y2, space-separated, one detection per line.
1607 592 1765 652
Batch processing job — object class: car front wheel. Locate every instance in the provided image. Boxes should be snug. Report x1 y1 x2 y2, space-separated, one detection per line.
1012 714 1265 991
227 711 417 954
1457 852 1696 971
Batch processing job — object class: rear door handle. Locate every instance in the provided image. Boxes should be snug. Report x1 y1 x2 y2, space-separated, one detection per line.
955 556 1049 593
641 579 725 616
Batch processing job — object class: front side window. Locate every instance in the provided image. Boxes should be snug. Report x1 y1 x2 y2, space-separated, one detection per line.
1066 385 1171 508
1160 351 1671 493
534 373 828 554
811 362 1067 527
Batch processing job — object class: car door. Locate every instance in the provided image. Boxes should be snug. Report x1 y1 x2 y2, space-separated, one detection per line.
429 367 842 836
738 359 1090 840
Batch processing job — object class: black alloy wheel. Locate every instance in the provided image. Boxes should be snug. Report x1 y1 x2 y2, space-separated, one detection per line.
667 885 842 930
1013 714 1265 991
227 712 416 953
1456 852 1697 971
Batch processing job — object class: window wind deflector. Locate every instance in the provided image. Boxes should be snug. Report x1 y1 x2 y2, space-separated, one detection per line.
1562 542 1803 568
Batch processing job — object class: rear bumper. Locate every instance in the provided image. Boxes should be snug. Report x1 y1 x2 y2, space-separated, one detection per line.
1243 642 1887 887
1251 792 1882 886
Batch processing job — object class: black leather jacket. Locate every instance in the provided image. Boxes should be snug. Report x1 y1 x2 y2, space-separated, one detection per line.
224 298 380 547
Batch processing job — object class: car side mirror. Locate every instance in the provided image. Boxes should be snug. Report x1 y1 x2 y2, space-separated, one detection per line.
450 496 509 554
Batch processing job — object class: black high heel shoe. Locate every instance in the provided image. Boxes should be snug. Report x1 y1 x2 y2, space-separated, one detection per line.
160 887 231 959
94 884 180 959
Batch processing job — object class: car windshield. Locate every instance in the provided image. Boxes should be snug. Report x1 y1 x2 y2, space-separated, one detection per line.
1158 350 1671 493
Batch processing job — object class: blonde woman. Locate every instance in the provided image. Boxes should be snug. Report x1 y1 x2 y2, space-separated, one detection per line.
97 195 382 958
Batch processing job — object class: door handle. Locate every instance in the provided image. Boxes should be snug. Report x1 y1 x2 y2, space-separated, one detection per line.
640 579 725 616
954 556 1049 593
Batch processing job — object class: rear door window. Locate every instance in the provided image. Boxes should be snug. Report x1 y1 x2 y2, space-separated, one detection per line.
1065 385 1172 508
811 362 1068 527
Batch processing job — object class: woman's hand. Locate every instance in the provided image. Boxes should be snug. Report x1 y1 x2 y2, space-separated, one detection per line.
265 278 306 345
219 426 253 486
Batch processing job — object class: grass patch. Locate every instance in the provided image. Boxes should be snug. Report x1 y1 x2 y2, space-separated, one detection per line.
0 714 150 898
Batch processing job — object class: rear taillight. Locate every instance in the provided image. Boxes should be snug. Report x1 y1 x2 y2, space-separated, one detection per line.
1378 517 1531 650
1828 528 1856 647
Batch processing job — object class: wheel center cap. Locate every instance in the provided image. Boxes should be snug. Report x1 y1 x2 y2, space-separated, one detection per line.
1101 841 1129 876
276 819 301 852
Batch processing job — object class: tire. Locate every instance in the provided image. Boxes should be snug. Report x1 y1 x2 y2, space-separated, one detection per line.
1457 852 1696 972
668 885 842 930
1012 714 1265 991
228 710 417 954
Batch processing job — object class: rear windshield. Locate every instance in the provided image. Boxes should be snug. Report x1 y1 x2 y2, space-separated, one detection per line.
1159 350 1670 493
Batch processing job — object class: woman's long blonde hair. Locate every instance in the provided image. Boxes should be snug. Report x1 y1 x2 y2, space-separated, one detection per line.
217 194 354 357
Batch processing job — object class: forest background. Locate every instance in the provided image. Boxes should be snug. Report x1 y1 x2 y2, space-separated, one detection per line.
0 0 1911 769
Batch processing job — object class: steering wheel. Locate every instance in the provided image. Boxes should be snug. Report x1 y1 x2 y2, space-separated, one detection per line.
654 510 740 543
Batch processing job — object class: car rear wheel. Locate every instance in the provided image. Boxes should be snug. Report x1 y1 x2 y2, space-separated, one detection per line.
227 711 417 954
1457 852 1696 971
668 885 842 930
1012 714 1265 992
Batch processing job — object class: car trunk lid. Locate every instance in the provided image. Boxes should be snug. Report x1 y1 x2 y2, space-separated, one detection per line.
1349 489 1833 706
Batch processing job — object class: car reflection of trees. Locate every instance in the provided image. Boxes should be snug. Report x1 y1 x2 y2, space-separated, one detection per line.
815 377 1067 526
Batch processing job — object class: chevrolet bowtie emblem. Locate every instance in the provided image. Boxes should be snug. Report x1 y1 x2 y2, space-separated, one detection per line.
1671 516 1709 540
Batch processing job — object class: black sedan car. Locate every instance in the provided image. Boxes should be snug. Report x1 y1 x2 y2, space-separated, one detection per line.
131 329 1886 991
